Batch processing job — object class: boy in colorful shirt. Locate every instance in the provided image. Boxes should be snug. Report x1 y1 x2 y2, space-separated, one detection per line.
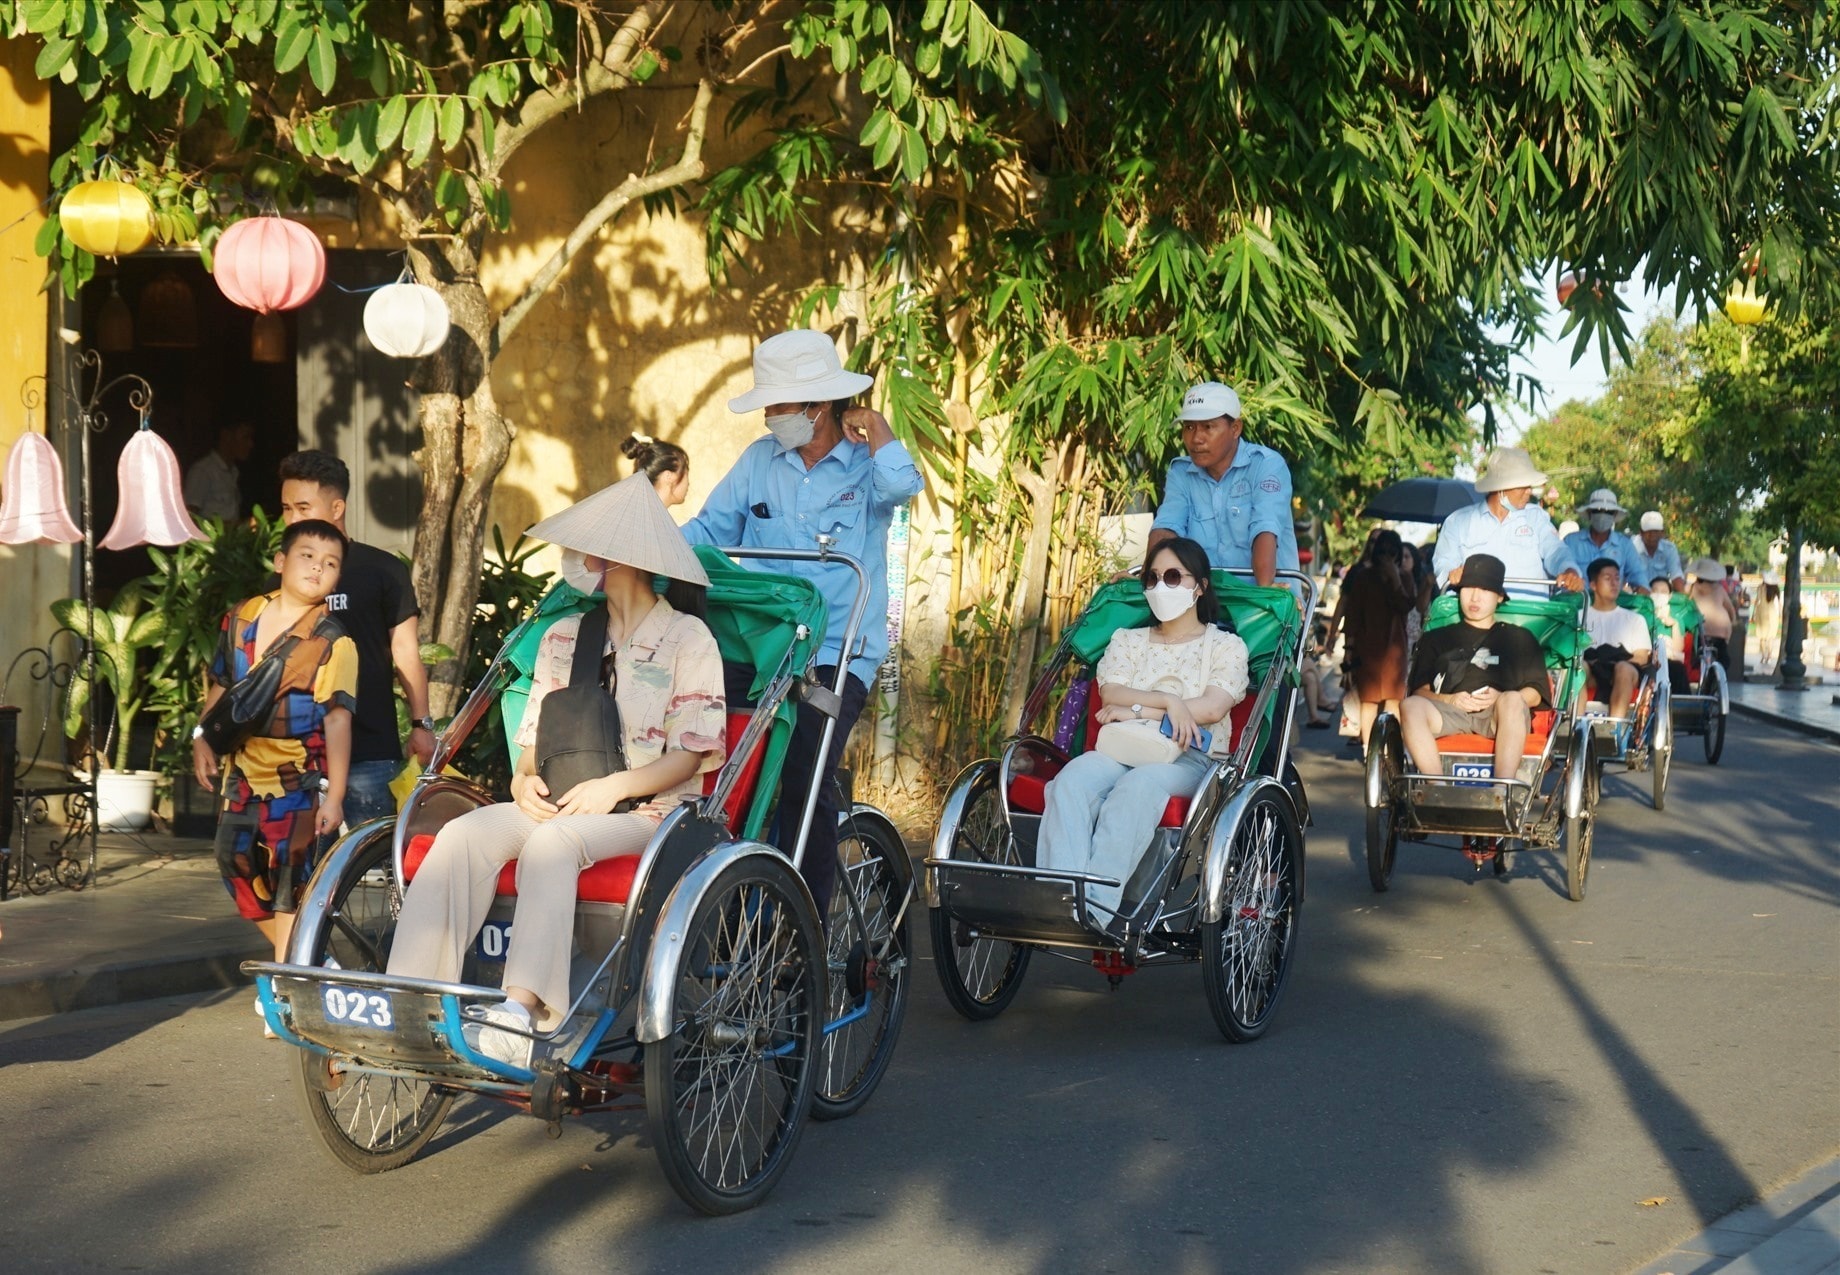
193 519 357 967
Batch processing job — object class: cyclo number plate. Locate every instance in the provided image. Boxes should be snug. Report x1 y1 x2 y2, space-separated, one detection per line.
321 984 395 1032
476 920 512 961
1451 762 1492 788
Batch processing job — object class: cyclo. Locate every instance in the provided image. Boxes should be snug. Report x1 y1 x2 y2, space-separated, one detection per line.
1577 591 1677 812
1364 580 1603 901
244 543 911 1215
1662 593 1729 765
927 569 1314 1043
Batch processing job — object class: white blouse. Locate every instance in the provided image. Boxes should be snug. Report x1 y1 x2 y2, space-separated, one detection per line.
1096 625 1250 757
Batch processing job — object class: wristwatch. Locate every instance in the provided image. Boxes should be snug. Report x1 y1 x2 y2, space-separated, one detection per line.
1131 703 1143 718
191 724 205 741
413 716 436 732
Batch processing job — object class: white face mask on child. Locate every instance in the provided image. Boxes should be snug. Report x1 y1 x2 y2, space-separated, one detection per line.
1146 582 1198 622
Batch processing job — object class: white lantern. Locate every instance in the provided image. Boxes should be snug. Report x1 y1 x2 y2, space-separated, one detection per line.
362 281 451 358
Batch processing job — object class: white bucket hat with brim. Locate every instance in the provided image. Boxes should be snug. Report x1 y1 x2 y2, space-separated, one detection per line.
527 473 709 587
728 329 874 414
1576 487 1627 514
1688 557 1726 582
1473 446 1548 493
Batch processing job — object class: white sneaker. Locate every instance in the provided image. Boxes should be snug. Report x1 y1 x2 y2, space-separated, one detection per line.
255 996 277 1039
472 1001 534 1069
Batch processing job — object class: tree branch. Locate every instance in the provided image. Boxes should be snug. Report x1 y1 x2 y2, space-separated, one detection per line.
490 0 668 173
491 77 715 358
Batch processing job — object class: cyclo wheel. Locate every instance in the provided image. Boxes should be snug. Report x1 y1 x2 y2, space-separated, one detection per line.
1564 737 1596 903
811 812 911 1121
1363 732 1399 893
1652 686 1672 812
1202 785 1304 1043
645 853 823 1215
1701 665 1727 764
929 773 1032 1021
297 830 455 1174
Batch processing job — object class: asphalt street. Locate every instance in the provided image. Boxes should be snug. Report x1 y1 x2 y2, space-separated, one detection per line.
0 717 1834 1274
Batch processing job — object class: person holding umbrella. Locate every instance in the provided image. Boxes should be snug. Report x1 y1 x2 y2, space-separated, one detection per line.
1431 447 1583 598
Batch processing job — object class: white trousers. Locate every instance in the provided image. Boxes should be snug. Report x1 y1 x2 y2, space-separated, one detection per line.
385 802 655 1027
1037 749 1211 917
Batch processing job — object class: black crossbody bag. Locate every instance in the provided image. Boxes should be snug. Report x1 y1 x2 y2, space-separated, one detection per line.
195 607 319 758
533 606 635 808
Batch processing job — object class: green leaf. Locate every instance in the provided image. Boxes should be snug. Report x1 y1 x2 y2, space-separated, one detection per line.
274 21 313 75
901 126 926 184
403 96 437 165
125 33 155 92
307 25 337 95
631 50 659 84
34 213 60 258
375 94 407 151
437 95 465 152
35 35 77 79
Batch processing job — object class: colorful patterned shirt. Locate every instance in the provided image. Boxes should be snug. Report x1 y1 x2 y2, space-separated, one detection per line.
210 594 358 800
512 597 727 821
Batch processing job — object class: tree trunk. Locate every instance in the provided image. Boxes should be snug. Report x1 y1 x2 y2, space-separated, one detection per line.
407 236 516 716
1000 443 1070 730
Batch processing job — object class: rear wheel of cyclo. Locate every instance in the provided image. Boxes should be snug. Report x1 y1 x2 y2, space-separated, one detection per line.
1565 791 1596 904
297 831 455 1174
812 814 911 1121
1202 786 1304 1043
1701 666 1727 764
1363 739 1399 893
930 779 1032 1021
645 855 823 1215
1652 698 1672 812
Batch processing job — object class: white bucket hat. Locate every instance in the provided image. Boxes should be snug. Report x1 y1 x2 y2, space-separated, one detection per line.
1640 510 1665 532
1177 381 1243 422
1689 557 1726 582
1473 446 1547 493
727 329 874 414
526 474 709 587
1576 487 1627 514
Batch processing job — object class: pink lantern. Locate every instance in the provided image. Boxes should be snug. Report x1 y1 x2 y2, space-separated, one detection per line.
0 431 82 545
1556 271 1579 306
99 426 205 549
212 217 327 314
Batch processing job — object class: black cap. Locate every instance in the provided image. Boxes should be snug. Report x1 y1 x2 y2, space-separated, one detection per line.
1458 553 1509 597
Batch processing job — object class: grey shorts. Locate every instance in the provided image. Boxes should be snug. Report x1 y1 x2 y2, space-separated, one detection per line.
1423 697 1499 738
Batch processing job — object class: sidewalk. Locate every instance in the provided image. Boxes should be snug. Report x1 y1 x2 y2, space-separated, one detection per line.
0 829 266 1021
1728 677 1840 745
1632 1153 1840 1275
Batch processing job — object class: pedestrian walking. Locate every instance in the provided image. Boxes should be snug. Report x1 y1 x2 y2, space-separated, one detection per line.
275 450 435 825
1325 529 1415 750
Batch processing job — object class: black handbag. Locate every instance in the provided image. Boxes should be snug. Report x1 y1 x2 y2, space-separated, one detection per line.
195 607 318 757
533 606 635 807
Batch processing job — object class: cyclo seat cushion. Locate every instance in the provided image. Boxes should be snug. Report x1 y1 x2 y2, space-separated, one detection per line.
1006 770 1192 828
403 710 765 907
1435 709 1557 760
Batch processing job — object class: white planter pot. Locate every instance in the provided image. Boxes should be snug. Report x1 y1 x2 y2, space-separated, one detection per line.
94 769 160 831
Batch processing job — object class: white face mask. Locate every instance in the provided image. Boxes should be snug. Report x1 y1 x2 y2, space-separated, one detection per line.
560 549 603 594
1588 511 1616 533
1146 582 1198 622
765 406 816 449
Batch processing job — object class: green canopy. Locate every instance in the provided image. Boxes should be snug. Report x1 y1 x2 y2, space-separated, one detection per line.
1618 590 1701 639
496 546 828 839
1426 591 1589 704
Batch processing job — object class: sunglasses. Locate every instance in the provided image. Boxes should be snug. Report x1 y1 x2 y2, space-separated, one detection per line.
1142 567 1195 589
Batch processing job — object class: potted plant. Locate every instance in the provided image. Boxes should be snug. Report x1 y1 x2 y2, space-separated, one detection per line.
51 582 170 831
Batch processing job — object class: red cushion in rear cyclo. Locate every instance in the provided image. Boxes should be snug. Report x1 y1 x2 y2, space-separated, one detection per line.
402 833 642 905
1005 774 1190 828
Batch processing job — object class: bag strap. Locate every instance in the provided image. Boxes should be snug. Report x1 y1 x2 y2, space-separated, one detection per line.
234 601 325 694
572 605 612 689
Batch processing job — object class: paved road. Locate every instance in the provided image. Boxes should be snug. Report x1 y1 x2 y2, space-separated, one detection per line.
1 718 1834 1274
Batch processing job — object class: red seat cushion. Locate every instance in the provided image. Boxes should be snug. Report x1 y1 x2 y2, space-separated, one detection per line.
401 710 759 910
1436 709 1555 761
1160 796 1191 827
1006 775 1189 827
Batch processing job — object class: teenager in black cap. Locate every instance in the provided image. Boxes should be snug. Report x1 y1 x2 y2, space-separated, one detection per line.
1399 553 1551 780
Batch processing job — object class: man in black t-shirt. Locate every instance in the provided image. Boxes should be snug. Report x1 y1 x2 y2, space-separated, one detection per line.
1401 553 1550 779
276 451 435 826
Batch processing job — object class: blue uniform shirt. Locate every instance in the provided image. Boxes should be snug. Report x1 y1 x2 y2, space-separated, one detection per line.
1151 445 1300 576
1564 528 1647 590
1433 500 1577 597
1632 537 1685 589
683 434 923 686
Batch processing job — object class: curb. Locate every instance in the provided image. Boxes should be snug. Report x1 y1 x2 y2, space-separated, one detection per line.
1727 699 1840 746
0 945 269 1023
1630 1153 1840 1275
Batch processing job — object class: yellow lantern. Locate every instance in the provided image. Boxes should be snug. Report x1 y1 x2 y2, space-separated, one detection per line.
1724 276 1767 326
58 180 155 257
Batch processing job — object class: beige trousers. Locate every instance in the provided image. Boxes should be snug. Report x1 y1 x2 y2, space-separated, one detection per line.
385 802 656 1027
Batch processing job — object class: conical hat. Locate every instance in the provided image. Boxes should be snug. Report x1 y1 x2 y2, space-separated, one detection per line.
526 473 709 586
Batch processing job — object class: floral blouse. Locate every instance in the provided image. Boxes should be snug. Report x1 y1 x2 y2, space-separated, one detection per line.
1097 625 1250 757
513 598 726 820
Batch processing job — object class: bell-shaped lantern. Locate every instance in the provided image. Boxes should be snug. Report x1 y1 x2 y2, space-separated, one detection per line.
363 281 451 358
0 431 82 545
213 217 327 314
59 180 155 258
99 425 205 549
1724 276 1767 326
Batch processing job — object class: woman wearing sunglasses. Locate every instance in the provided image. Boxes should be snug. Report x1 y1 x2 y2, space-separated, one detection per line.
1038 537 1250 927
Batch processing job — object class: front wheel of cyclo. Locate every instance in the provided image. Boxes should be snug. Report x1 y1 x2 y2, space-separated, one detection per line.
644 854 823 1215
811 812 911 1121
1202 786 1304 1044
930 777 1033 1021
295 831 455 1174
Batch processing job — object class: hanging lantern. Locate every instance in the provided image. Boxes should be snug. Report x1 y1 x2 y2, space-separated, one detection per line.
58 180 155 258
97 282 135 352
1556 271 1580 307
137 270 198 349
213 216 326 314
99 424 205 549
250 312 289 364
0 431 82 545
362 280 451 358
1724 276 1767 326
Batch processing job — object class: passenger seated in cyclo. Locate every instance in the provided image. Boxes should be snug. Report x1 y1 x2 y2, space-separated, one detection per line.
1649 576 1690 695
1037 537 1249 927
386 477 727 1067
1399 553 1551 786
1581 557 1652 723
1687 558 1736 673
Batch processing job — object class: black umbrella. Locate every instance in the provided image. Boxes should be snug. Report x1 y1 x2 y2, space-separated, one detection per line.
1361 477 1480 524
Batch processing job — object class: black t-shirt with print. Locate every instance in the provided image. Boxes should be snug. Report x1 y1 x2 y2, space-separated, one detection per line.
1408 619 1551 708
270 539 418 764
